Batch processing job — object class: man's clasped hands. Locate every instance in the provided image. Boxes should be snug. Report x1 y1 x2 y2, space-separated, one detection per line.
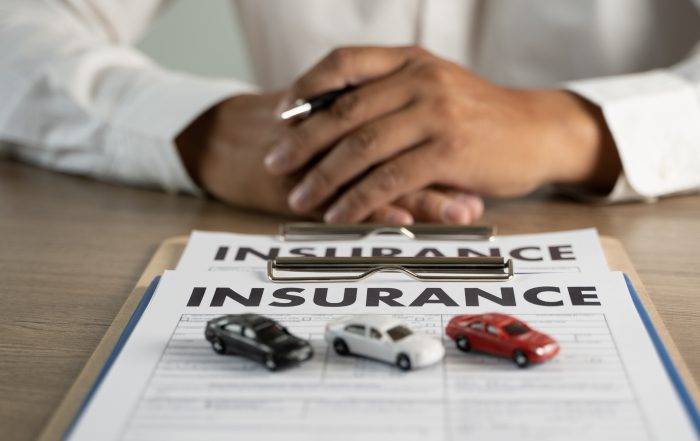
176 46 620 225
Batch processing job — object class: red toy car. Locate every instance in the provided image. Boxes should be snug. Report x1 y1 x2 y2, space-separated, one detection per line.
446 313 559 368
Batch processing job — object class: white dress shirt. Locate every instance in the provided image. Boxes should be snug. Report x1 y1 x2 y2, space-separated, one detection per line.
0 0 699 201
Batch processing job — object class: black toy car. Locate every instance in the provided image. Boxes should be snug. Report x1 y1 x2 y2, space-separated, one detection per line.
204 314 313 370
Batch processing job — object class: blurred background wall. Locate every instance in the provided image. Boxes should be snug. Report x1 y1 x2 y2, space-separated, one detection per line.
137 0 254 82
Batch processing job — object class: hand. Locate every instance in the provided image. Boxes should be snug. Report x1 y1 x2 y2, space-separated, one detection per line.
176 92 298 215
176 91 485 224
265 46 621 223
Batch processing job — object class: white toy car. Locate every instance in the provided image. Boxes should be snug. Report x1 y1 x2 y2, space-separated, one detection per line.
324 315 445 370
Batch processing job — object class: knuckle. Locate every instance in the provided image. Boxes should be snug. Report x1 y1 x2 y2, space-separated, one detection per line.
327 47 352 71
309 166 334 189
433 96 461 121
346 186 371 210
440 136 464 156
416 61 450 85
329 92 361 121
289 124 308 145
405 44 426 57
410 44 424 54
293 76 317 98
375 162 402 194
286 129 307 158
346 126 378 157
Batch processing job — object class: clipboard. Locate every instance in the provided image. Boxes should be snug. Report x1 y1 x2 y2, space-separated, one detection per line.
38 226 700 441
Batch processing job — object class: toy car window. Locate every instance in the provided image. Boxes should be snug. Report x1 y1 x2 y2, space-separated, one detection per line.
468 322 484 331
369 328 382 340
504 321 529 336
387 325 412 341
256 323 287 343
487 325 500 335
345 324 365 335
224 323 241 334
243 327 256 339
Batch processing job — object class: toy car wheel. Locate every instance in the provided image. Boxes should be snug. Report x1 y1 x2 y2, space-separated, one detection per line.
211 338 226 354
333 338 350 356
396 353 412 371
265 356 278 371
455 336 471 352
512 349 529 368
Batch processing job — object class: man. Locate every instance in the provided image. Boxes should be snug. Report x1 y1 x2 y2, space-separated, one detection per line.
1 1 699 225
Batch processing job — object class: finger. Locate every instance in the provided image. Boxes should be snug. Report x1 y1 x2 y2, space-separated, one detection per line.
323 145 439 223
291 46 418 101
395 190 483 224
265 71 416 175
367 205 414 225
442 190 485 220
288 104 429 213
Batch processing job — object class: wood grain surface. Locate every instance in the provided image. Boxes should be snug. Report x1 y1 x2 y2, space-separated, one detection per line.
1 160 698 441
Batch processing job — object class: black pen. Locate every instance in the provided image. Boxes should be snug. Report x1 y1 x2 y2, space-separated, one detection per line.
280 86 355 121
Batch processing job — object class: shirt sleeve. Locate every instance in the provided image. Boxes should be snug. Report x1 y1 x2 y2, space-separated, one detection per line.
565 41 700 202
0 0 256 195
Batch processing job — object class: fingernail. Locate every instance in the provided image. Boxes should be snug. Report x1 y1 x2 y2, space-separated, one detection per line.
324 204 346 223
470 197 484 219
264 140 293 173
452 193 474 204
288 182 312 211
453 194 484 219
442 202 471 224
386 211 414 225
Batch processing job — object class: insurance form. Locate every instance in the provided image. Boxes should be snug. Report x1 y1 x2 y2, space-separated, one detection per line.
67 271 698 441
176 228 609 274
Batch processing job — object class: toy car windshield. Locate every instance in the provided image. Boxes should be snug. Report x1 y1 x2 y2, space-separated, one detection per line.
504 321 529 336
386 325 412 341
256 323 288 343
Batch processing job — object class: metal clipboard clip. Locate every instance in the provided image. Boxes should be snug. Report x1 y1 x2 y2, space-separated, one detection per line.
279 223 495 241
267 256 514 282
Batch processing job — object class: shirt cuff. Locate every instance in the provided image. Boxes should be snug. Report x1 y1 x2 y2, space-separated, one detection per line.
555 174 657 204
106 68 258 195
566 70 700 202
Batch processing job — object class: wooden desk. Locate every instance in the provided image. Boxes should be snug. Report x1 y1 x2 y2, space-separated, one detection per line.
1 160 698 441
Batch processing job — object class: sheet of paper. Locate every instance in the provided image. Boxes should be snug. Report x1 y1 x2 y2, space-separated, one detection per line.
67 271 696 441
176 228 609 274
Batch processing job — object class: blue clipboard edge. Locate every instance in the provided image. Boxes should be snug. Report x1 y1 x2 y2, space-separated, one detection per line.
624 274 700 436
61 274 699 439
62 276 162 440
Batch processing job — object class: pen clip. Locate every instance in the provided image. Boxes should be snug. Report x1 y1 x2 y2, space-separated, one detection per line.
279 100 312 120
279 86 355 121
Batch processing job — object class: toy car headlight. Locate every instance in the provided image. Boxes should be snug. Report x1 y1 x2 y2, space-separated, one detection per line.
535 343 557 356
289 346 312 360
